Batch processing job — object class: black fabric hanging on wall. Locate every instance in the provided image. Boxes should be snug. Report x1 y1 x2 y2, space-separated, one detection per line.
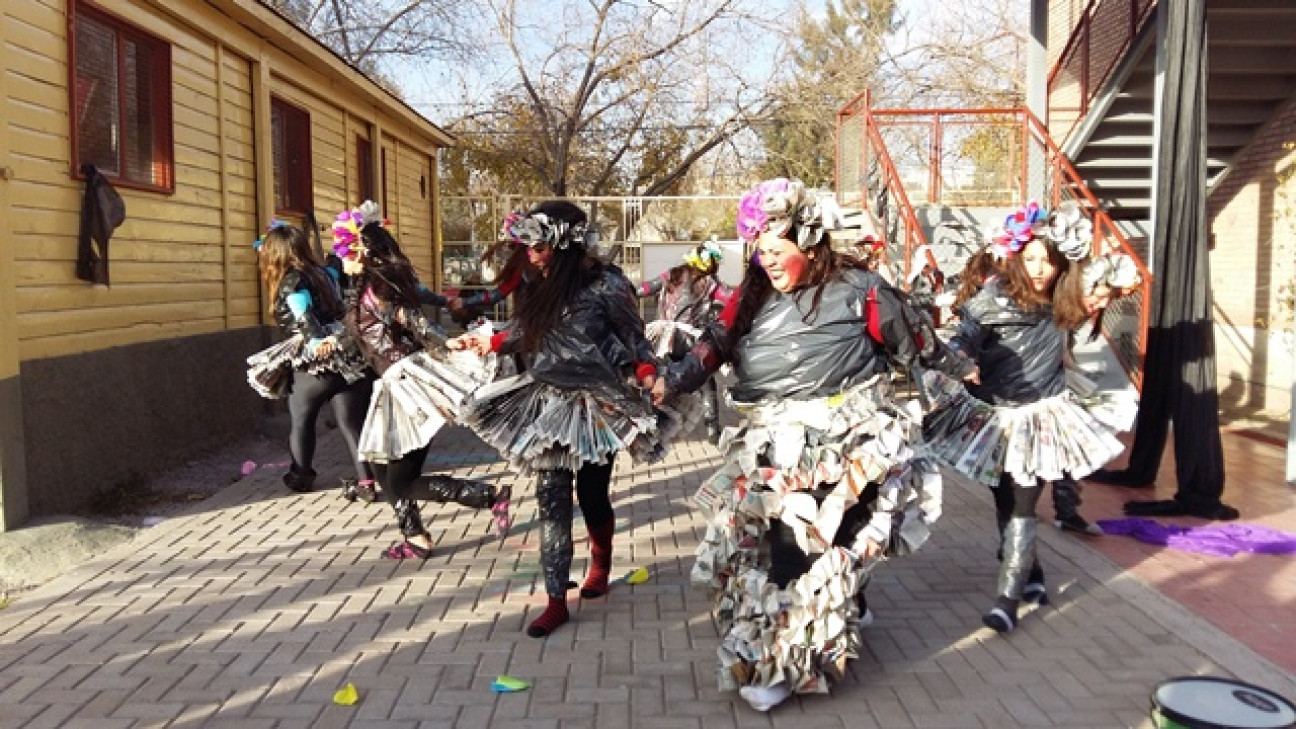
1089 0 1236 519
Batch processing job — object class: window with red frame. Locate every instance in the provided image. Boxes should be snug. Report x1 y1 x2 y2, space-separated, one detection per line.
271 97 312 214
71 2 173 191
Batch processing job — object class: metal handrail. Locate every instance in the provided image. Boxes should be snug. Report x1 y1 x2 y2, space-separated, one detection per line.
1046 0 1157 145
837 90 935 281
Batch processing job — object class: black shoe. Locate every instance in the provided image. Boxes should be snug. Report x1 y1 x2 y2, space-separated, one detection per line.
283 467 316 493
982 597 1018 633
1055 513 1103 535
1124 499 1240 521
341 479 359 502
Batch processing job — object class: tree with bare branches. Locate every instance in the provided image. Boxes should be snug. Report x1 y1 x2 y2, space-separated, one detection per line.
445 0 784 197
263 0 480 81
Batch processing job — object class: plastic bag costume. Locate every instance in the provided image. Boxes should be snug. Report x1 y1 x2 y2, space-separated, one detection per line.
639 246 733 441
462 266 673 475
666 266 974 699
921 282 1128 487
245 266 368 399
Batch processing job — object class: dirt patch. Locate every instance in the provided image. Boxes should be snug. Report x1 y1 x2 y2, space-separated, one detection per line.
0 423 291 598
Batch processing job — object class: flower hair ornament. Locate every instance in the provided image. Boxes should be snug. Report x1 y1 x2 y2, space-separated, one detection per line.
332 200 384 258
505 211 593 250
1046 201 1094 261
736 177 843 250
252 217 292 250
988 200 1047 260
1082 253 1142 294
683 239 724 271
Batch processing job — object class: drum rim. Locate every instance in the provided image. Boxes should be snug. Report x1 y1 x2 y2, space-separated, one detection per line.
1152 676 1296 729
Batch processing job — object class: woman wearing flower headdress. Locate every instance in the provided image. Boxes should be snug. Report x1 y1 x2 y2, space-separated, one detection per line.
246 218 376 500
921 201 1138 634
650 178 978 712
446 211 534 324
332 203 511 560
448 200 667 639
636 237 733 443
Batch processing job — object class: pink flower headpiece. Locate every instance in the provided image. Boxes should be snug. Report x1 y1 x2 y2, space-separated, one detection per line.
989 201 1046 260
736 177 841 250
332 200 383 258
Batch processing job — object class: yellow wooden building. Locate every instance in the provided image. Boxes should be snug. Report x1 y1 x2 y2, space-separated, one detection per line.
0 0 454 530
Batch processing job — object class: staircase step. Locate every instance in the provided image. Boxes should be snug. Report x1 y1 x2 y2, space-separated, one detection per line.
1208 73 1296 100
1075 157 1154 170
1208 46 1296 74
1209 16 1296 45
1207 100 1283 125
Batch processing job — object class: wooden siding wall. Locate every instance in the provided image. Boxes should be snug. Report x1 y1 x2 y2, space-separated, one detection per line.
3 0 442 363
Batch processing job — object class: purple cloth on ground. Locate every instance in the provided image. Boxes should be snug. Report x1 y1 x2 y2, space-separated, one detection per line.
1096 518 1296 558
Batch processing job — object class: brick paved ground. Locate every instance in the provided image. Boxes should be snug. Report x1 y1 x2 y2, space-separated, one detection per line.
0 425 1291 728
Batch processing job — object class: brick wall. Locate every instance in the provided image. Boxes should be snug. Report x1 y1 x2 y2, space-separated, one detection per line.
1207 96 1296 420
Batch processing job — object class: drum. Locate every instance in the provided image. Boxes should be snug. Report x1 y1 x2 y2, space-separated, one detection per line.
1152 677 1296 729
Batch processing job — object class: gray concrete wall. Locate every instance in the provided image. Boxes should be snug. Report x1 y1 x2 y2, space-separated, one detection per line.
914 204 1017 274
20 328 271 517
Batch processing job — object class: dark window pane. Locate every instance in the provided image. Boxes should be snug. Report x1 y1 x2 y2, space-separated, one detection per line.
272 105 287 210
123 38 157 185
75 14 120 176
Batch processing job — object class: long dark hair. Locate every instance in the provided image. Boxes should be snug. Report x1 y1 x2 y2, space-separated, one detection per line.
952 248 999 310
351 223 421 309
728 233 868 348
998 238 1088 330
514 200 603 352
258 224 340 314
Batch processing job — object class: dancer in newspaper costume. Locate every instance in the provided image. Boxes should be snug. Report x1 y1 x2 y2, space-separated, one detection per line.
922 201 1140 633
651 178 978 712
637 238 734 442
332 204 509 560
451 201 675 639
246 218 374 498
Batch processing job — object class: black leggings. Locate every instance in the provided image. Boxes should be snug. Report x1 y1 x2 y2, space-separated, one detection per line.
767 483 878 589
288 370 373 482
992 474 1044 526
536 456 617 596
380 444 431 537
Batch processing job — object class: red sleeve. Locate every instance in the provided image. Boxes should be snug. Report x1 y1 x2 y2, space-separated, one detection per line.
635 362 657 381
866 290 884 344
719 286 741 328
489 331 509 352
498 270 523 297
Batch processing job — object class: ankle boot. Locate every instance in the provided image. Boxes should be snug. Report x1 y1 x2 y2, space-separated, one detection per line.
527 595 570 638
580 521 616 598
283 465 316 493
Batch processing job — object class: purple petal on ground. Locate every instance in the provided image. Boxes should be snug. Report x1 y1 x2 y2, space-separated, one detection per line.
1097 518 1296 558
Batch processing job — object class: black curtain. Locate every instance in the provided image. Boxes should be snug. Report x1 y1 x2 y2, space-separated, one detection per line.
1091 0 1234 518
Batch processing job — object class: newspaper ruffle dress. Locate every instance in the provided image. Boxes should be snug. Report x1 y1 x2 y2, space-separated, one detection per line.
921 369 1133 488
691 376 942 696
460 266 688 475
461 371 687 475
356 348 497 464
245 326 368 399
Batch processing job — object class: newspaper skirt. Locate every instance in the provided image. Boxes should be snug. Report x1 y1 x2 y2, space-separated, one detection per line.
691 377 943 696
645 319 702 359
920 370 1130 488
245 332 368 399
460 371 688 475
357 349 497 464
